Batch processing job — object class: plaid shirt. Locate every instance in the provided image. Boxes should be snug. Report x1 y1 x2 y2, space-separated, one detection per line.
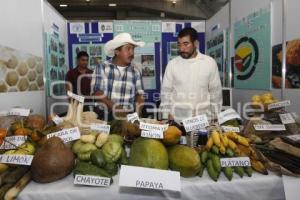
91 60 144 109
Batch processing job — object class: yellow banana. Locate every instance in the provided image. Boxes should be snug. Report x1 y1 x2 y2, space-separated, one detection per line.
211 131 221 147
206 137 214 150
225 132 238 141
251 159 268 175
237 136 250 146
219 141 226 154
220 134 229 147
228 139 237 150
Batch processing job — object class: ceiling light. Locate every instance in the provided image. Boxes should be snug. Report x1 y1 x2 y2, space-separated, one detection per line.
86 0 91 2
109 3 117 7
172 0 177 3
59 4 68 7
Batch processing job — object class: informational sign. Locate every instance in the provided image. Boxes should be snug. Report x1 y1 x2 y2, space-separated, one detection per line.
74 175 111 187
47 127 81 143
0 136 27 150
119 165 181 192
90 123 110 134
220 157 251 167
267 100 291 110
141 130 164 139
254 124 286 131
279 113 296 124
67 90 85 103
221 126 240 133
0 155 34 166
233 5 271 90
182 115 209 132
52 115 63 125
139 122 168 132
127 112 139 123
217 108 241 125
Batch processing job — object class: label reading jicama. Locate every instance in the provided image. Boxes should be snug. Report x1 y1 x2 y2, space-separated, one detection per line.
47 127 81 143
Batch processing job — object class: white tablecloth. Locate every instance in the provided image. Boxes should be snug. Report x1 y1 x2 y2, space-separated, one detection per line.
18 171 285 200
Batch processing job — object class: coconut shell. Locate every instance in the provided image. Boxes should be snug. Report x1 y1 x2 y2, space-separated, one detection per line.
31 137 75 183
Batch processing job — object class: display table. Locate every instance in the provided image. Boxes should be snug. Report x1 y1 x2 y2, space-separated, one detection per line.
18 171 285 200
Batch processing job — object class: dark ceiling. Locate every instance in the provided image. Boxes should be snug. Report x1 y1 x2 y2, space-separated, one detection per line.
47 0 228 20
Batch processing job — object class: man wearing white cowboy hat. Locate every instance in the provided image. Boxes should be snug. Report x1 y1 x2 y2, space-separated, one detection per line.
91 33 145 120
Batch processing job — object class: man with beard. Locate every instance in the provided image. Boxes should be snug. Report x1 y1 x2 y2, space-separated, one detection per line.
161 27 222 122
91 33 145 120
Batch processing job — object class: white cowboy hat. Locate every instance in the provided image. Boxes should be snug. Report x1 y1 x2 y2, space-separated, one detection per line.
104 33 145 57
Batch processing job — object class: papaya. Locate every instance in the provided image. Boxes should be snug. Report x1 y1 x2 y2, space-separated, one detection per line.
162 126 182 146
168 145 201 177
129 138 168 170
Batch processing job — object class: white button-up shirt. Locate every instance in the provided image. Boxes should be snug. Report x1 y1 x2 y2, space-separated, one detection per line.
160 52 222 121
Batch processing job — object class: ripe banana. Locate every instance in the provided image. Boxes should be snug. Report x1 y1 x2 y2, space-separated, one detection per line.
206 137 213 150
211 131 221 147
228 139 237 150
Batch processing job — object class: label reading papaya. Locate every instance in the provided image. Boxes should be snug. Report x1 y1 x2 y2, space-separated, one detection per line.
141 130 163 139
0 136 27 150
220 157 251 167
182 114 209 132
119 165 181 192
0 155 33 165
74 175 110 187
47 127 81 143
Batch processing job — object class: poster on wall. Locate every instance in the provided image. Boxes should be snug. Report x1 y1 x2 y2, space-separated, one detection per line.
114 20 161 90
68 21 114 70
207 31 225 86
233 5 271 90
72 44 106 70
0 44 43 93
272 38 300 88
45 33 68 96
133 43 156 89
